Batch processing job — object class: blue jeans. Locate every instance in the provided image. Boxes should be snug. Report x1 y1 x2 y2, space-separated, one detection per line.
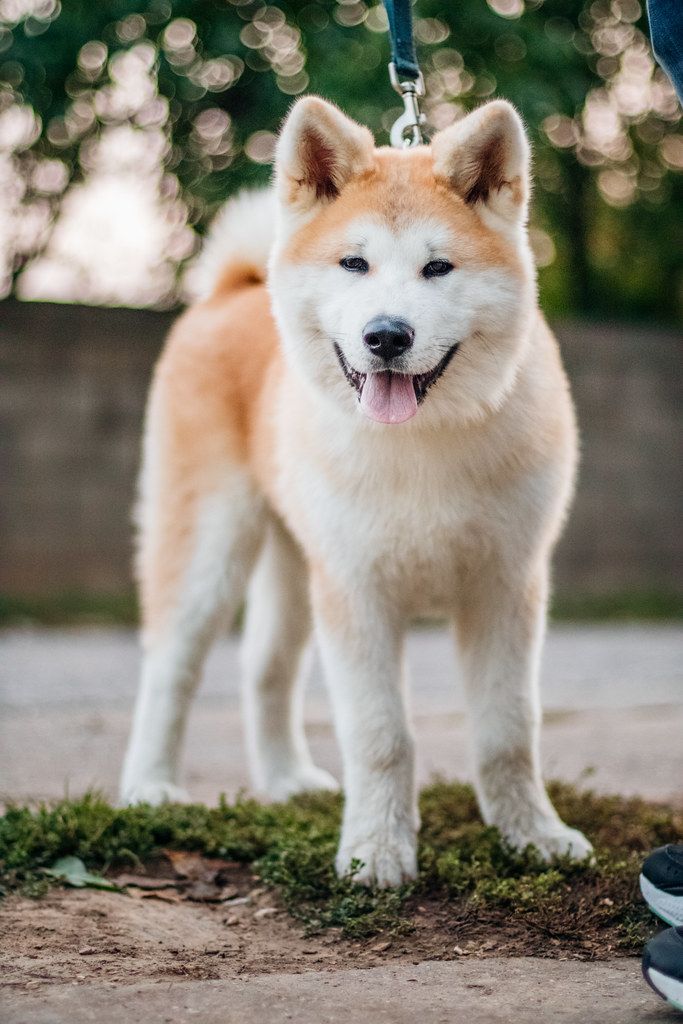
647 0 683 101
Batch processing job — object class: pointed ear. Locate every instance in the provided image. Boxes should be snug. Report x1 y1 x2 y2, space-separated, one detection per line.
431 101 530 223
275 96 375 212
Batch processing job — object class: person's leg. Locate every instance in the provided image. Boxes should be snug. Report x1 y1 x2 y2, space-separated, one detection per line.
647 0 683 101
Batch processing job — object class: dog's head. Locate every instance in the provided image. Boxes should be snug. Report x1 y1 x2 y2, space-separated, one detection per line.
269 96 536 428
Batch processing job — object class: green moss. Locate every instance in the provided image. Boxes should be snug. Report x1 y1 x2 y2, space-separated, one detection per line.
1 782 681 948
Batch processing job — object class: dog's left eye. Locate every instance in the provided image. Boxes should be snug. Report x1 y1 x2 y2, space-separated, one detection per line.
422 260 454 279
340 256 369 273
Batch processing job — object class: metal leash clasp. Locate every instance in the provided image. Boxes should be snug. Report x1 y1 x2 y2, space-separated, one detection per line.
389 62 426 148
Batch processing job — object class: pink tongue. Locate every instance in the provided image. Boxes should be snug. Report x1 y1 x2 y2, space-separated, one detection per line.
360 371 418 424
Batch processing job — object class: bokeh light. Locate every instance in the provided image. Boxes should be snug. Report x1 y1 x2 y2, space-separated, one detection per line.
0 0 679 316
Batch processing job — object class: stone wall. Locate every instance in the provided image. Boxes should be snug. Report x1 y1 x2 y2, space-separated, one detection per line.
1 299 681 598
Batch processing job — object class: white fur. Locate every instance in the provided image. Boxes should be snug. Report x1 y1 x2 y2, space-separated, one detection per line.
186 188 276 300
264 373 590 880
270 214 535 429
121 474 266 805
241 519 338 800
121 99 592 884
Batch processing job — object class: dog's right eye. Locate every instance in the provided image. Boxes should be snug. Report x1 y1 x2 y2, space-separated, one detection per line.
339 256 369 273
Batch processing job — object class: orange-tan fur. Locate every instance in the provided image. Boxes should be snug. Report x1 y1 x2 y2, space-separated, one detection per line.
137 285 279 637
121 97 592 884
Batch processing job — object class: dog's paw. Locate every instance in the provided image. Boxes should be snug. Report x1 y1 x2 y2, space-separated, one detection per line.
336 832 418 888
263 764 339 802
119 780 190 807
506 821 593 863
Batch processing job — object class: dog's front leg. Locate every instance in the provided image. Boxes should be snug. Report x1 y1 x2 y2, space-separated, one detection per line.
456 566 592 862
312 574 418 888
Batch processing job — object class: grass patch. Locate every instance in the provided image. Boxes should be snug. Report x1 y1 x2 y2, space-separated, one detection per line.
1 782 681 951
0 592 139 627
550 590 683 622
2 589 682 627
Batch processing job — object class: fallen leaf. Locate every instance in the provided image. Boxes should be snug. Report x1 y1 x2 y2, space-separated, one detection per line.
113 873 179 890
218 886 239 902
158 852 245 901
43 857 121 892
128 888 182 903
164 851 238 883
165 851 211 880
371 941 391 953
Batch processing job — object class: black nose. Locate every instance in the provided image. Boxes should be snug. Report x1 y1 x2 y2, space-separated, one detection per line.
362 316 414 362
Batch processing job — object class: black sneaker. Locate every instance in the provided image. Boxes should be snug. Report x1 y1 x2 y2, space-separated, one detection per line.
640 845 683 927
642 926 683 1011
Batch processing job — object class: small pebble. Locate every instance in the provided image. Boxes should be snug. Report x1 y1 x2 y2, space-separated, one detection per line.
78 947 97 956
253 906 278 921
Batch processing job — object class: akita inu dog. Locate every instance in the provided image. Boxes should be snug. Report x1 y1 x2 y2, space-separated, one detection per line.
120 96 592 885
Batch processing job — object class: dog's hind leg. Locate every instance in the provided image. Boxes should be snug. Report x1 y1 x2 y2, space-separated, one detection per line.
241 519 338 800
120 384 266 806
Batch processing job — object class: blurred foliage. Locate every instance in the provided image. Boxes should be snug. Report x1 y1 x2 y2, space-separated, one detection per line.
2 588 682 626
0 0 681 317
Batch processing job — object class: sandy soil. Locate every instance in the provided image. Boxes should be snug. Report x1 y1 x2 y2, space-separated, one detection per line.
0 886 460 989
0 870 634 994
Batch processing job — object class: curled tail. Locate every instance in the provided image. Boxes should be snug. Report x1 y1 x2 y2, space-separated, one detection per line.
188 188 276 300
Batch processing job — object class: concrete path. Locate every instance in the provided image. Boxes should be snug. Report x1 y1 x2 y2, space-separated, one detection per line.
2 959 679 1023
1 623 682 804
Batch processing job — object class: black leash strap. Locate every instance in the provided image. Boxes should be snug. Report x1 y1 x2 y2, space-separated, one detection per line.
383 0 421 81
382 0 425 147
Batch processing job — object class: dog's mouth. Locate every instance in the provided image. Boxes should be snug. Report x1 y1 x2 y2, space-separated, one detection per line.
333 343 459 425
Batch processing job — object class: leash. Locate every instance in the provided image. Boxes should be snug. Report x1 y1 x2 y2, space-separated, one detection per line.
382 0 425 148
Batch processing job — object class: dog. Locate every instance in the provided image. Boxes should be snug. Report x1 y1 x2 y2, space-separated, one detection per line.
120 96 593 886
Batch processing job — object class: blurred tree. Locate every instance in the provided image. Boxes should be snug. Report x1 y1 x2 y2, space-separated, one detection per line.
0 0 681 316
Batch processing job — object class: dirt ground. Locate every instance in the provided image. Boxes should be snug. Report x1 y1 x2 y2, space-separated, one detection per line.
0 887 448 988
0 885 630 993
0 847 641 994
4 957 674 1024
